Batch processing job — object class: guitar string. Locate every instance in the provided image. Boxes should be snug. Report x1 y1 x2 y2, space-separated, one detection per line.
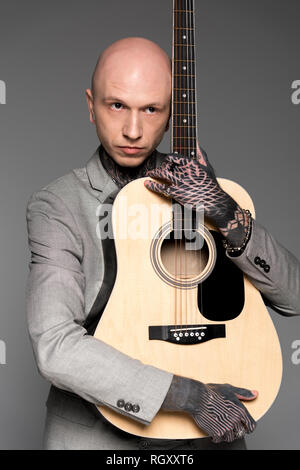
180 0 187 331
176 1 180 333
183 0 188 328
191 0 196 328
185 0 189 329
189 0 194 329
177 2 184 331
179 0 183 332
190 0 202 328
174 1 178 329
175 0 180 331
185 0 191 328
190 0 197 328
173 0 179 334
193 0 204 329
172 0 176 334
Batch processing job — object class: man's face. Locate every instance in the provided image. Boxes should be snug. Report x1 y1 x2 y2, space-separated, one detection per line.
86 47 171 167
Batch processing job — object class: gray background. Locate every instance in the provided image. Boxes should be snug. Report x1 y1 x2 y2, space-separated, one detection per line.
0 0 299 450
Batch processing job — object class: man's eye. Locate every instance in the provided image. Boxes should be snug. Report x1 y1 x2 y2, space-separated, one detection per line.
145 107 156 114
111 103 123 110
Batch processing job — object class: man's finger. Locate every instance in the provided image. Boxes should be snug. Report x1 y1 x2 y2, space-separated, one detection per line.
165 154 186 165
232 387 259 401
196 142 207 166
146 168 178 186
144 179 173 198
196 143 217 178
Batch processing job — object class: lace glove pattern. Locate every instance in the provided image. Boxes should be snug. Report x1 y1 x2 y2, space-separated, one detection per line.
161 375 257 443
145 145 250 248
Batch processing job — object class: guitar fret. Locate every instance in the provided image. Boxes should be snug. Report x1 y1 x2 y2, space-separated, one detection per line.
174 44 195 46
174 10 193 12
174 26 195 31
173 146 196 153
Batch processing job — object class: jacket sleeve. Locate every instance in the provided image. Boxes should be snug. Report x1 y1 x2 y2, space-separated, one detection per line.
227 219 300 316
25 189 173 425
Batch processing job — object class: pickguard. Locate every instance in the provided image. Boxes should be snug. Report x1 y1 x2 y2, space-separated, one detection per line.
198 231 245 321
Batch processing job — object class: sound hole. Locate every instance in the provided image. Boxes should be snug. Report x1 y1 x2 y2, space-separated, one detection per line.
150 222 216 288
160 231 209 280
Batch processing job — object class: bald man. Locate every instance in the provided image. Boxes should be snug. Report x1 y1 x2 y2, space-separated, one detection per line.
26 37 300 451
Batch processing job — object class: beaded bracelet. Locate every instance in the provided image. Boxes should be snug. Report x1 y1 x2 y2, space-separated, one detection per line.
222 209 252 257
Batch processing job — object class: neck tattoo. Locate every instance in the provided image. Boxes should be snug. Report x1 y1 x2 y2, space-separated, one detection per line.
100 146 157 189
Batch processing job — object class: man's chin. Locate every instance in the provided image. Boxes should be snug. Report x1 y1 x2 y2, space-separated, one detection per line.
113 151 151 167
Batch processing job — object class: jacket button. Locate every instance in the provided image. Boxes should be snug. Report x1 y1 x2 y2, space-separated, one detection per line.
264 264 270 273
139 439 150 449
125 402 133 412
117 399 125 408
132 404 140 413
259 259 266 267
254 256 261 265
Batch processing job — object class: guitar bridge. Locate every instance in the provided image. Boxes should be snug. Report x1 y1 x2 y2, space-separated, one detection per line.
148 324 225 345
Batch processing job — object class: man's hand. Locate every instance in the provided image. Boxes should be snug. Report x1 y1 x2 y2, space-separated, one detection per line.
144 144 250 249
161 375 258 443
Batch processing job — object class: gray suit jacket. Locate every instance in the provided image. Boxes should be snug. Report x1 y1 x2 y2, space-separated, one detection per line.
26 146 300 426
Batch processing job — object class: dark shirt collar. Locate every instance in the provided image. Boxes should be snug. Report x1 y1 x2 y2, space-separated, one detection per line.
99 145 158 189
86 144 167 203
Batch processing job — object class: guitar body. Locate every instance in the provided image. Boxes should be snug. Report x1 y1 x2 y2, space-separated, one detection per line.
94 177 282 439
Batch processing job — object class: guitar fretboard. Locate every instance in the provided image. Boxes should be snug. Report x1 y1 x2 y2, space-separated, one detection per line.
172 0 197 158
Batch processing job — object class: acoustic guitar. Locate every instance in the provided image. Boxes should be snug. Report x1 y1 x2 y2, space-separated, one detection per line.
94 0 282 439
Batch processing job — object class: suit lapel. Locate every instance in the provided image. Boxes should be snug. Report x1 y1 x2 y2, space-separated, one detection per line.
86 146 119 203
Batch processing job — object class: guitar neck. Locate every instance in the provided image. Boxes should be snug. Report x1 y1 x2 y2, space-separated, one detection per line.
171 0 198 159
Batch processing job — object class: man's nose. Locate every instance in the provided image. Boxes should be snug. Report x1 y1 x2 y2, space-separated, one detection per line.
123 112 143 140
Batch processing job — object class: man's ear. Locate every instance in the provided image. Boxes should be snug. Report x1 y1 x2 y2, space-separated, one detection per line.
165 105 171 132
85 89 95 124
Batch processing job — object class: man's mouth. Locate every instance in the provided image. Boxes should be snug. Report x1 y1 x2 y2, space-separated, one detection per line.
118 146 144 155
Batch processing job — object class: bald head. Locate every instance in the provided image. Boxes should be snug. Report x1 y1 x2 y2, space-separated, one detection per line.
91 37 171 97
86 37 172 167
